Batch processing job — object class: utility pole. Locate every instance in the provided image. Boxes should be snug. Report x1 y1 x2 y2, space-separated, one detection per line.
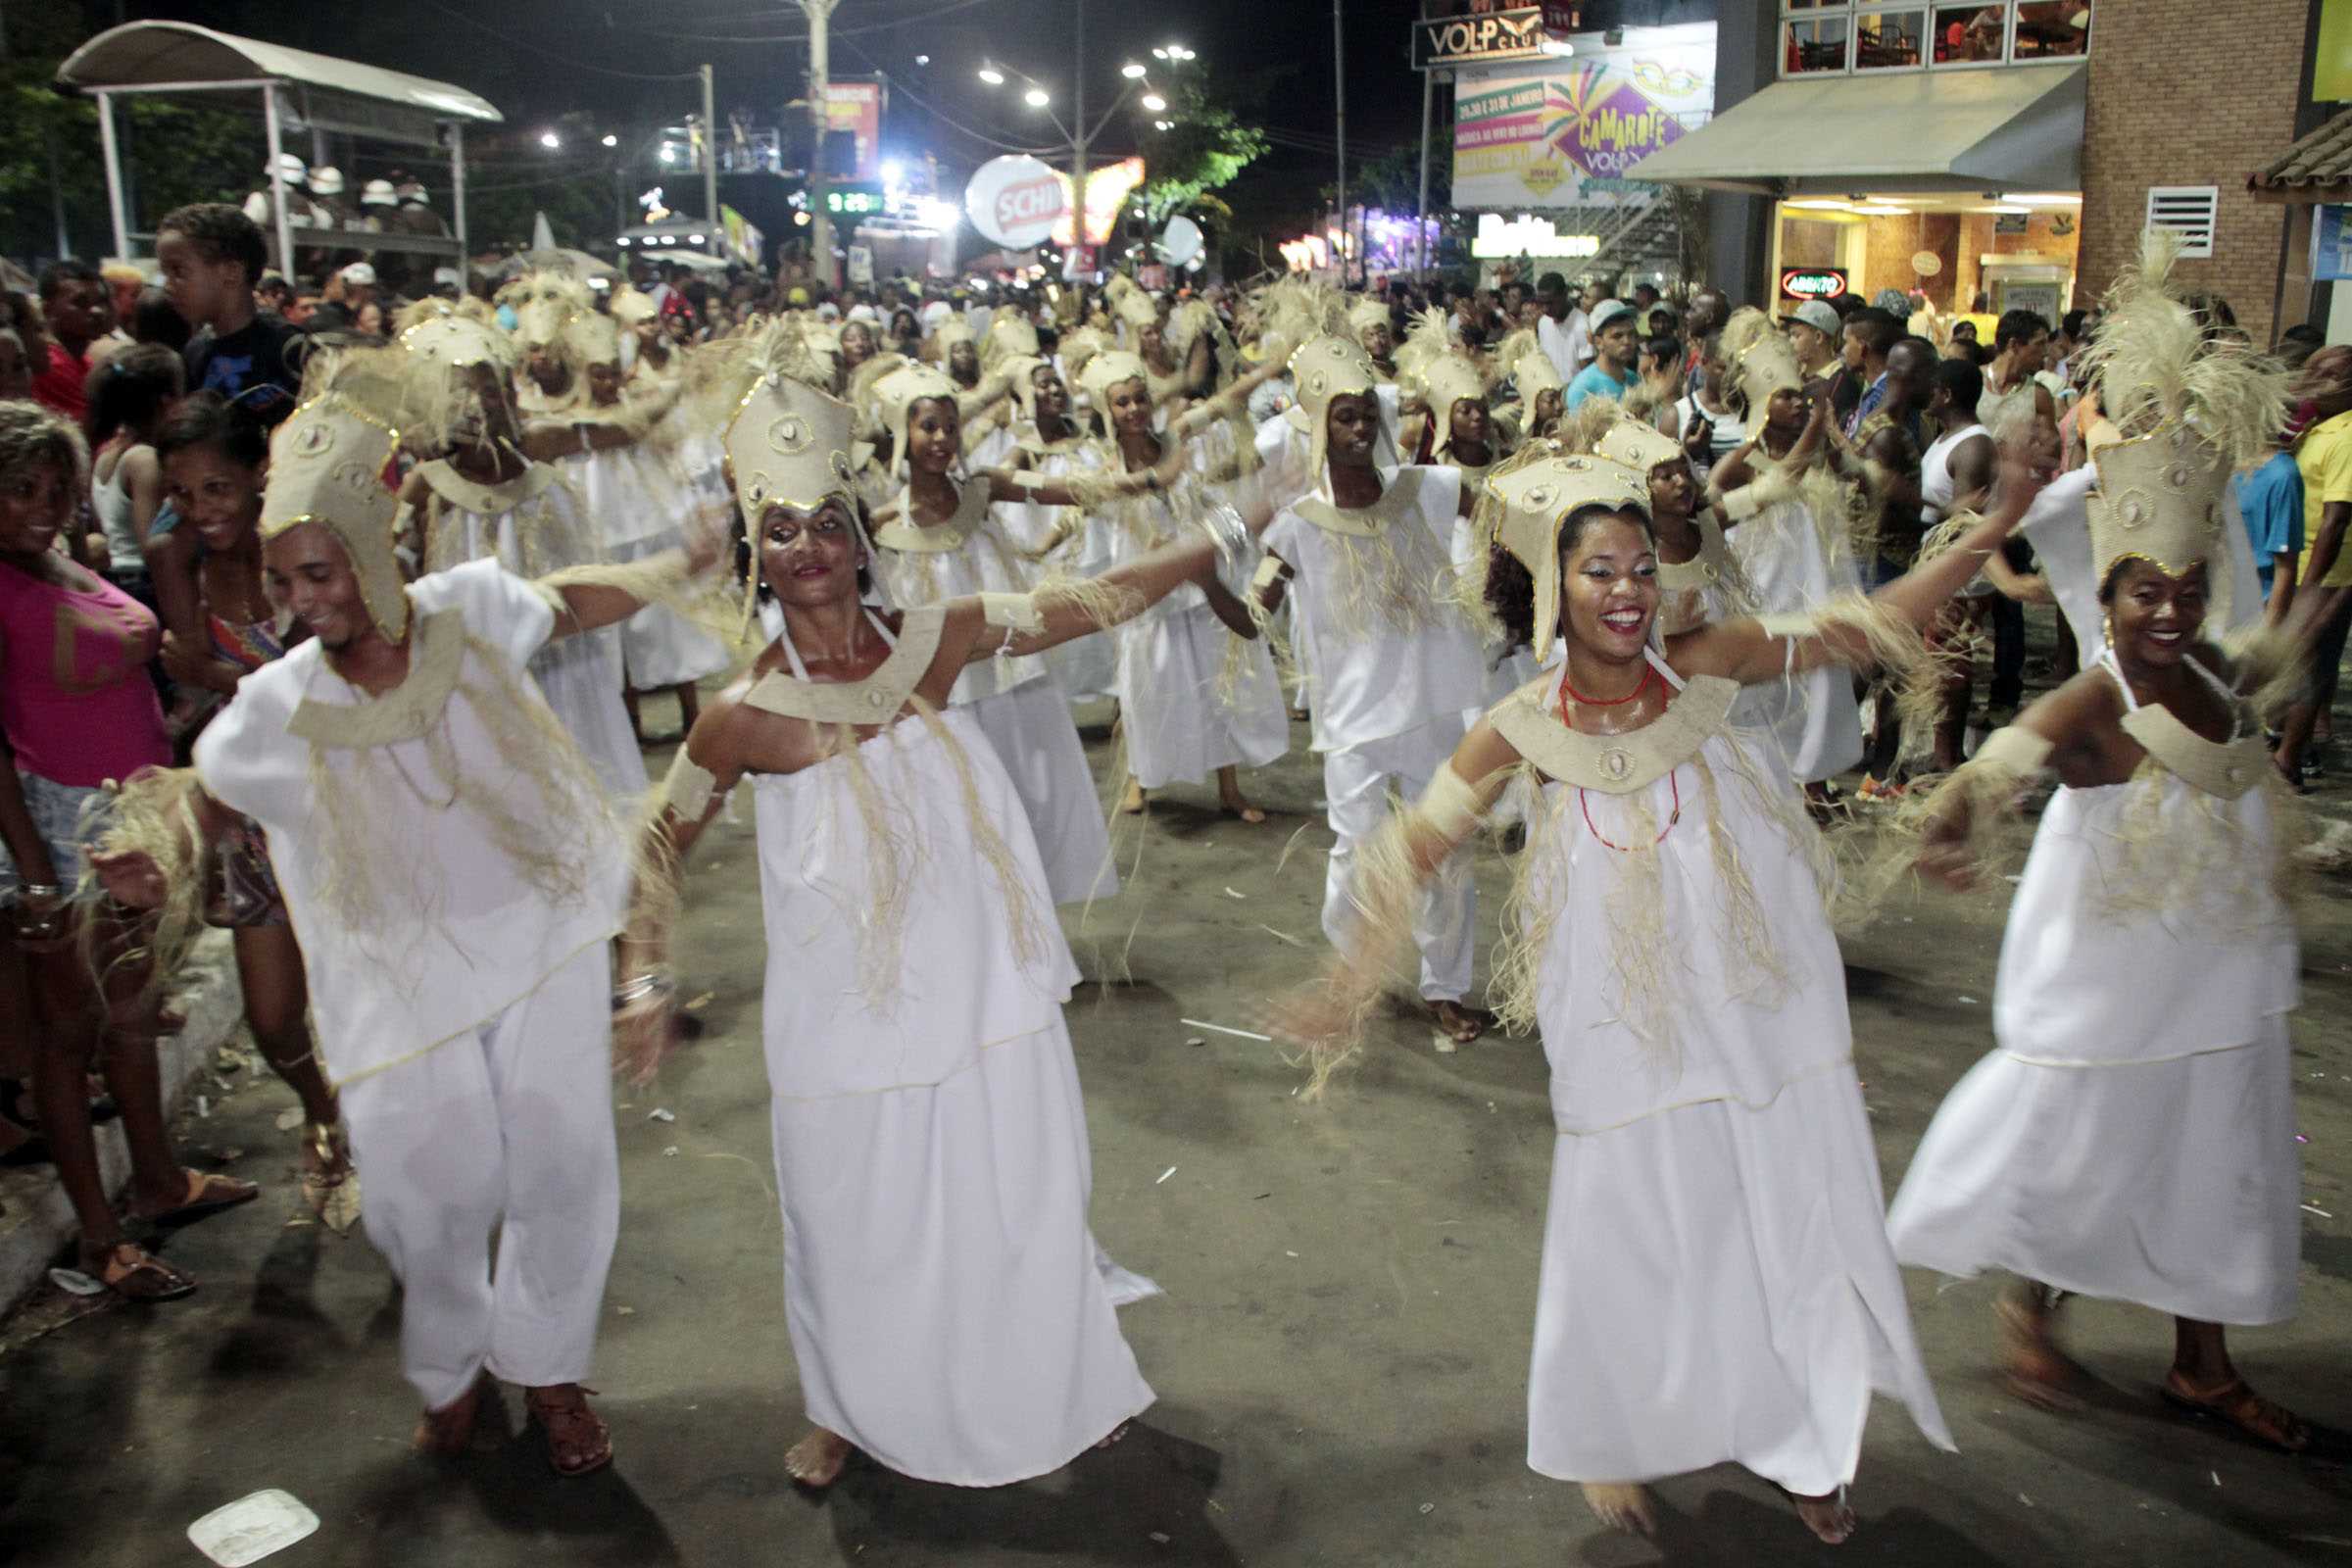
700 63 721 248
1333 0 1348 284
799 0 840 287
1071 0 1089 279
1416 70 1433 276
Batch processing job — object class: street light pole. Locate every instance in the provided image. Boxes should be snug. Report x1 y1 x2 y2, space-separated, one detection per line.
1071 0 1088 279
700 63 720 240
1333 0 1348 284
787 1 841 287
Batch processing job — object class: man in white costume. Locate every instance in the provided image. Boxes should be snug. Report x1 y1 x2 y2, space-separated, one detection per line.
1256 335 1495 1044
92 392 712 1476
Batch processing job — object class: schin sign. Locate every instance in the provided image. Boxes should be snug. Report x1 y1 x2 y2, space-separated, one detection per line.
1778 267 1848 301
1413 7 1550 71
964 155 1068 250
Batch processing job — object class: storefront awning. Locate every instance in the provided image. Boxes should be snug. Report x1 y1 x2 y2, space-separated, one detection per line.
1627 64 2083 197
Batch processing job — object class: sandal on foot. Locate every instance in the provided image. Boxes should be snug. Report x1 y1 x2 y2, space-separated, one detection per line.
2161 1373 2311 1453
85 1241 196 1301
414 1371 498 1457
131 1168 260 1228
299 1124 363 1235
525 1384 613 1477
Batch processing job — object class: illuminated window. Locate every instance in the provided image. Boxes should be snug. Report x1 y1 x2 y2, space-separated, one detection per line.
1856 8 1926 69
1784 15 1851 74
1780 1 2088 74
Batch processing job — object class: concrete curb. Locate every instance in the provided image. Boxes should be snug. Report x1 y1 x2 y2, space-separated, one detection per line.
0 930 245 1313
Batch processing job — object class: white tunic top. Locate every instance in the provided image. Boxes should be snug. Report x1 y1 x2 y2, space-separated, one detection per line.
1262 466 1488 753
869 477 1047 706
194 562 627 1085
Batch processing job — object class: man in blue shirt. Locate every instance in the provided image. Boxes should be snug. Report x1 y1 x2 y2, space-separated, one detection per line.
2232 443 2305 626
1564 301 1640 411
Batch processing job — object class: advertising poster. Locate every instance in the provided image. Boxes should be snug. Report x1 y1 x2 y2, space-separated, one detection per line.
824 81 884 185
1451 23 1714 211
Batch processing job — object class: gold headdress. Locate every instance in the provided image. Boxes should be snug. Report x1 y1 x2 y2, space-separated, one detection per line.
1348 295 1392 337
1108 273 1160 335
926 316 976 364
999 353 1053 422
1595 416 1685 478
983 313 1041 371
1281 334 1384 482
1721 306 1804 417
1514 349 1568 437
561 310 623 369
394 313 519 452
2079 231 2288 612
1076 349 1151 417
873 362 961 480
608 286 660 327
723 363 858 528
1059 324 1110 389
261 395 411 640
508 270 593 354
1484 453 1651 653
1395 306 1453 387
1420 355 1493 462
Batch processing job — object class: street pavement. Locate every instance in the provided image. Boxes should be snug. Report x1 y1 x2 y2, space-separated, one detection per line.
2 700 2348 1568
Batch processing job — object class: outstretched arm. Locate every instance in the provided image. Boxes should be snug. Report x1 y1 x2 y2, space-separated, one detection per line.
536 524 725 641
615 704 747 1082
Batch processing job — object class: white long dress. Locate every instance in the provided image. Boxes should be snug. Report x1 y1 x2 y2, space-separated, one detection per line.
566 433 731 691
1094 449 1289 793
416 461 648 800
871 477 1116 905
751 608 1156 1486
1003 427 1116 704
1494 654 1950 1494
1888 657 2300 1325
1725 494 1865 784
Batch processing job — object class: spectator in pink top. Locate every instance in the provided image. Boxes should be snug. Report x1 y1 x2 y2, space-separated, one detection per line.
0 399 255 1300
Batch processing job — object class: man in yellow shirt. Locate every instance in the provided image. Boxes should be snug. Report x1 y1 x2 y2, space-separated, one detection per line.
2275 346 2352 785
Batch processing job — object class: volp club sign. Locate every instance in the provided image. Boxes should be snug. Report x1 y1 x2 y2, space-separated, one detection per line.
965 155 1068 249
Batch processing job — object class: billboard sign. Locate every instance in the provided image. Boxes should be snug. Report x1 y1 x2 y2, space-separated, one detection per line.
1451 23 1714 211
823 81 884 185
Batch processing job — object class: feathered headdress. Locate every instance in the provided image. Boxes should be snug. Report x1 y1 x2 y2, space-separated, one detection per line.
1721 306 1804 418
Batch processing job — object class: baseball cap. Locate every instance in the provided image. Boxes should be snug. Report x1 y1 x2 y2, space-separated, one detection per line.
338 262 377 287
1588 299 1637 334
1780 300 1840 336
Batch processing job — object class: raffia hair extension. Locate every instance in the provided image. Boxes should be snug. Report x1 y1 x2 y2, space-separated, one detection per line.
1487 761 1568 1036
827 717 929 1013
1298 788 1426 1099
78 768 210 1013
2093 760 2298 935
1690 753 1794 1009
1863 736 2047 907
1763 588 1944 745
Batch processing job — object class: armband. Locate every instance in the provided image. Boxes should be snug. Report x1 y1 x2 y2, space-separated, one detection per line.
1719 483 1769 522
1250 555 1289 591
1756 611 1811 640
996 471 1040 501
1970 726 2054 775
979 591 1046 633
1412 763 1491 841
660 746 720 821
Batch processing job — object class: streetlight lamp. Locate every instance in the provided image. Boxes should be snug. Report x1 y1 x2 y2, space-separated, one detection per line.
972 23 1186 277
600 133 618 148
539 130 563 150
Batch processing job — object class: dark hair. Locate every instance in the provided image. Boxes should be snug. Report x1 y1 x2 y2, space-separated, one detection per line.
1537 271 1567 295
2282 322 2325 346
154 390 270 471
1934 355 1984 412
1843 307 1900 357
1642 333 1684 368
132 287 190 351
1994 308 2050 354
1826 293 1863 321
83 343 184 445
2060 309 2090 341
158 203 270 287
37 259 101 305
1481 504 1654 651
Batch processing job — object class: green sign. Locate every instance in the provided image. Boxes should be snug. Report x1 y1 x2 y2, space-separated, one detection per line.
823 186 886 218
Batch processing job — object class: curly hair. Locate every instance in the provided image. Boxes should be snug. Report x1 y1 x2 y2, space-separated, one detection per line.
155 390 270 472
1481 503 1656 651
157 202 269 288
0 398 90 488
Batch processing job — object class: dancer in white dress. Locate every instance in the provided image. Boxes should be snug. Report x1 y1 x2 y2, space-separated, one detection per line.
1889 238 2314 1454
864 361 1160 905
1001 356 1116 703
629 354 1256 1489
1277 444 2038 1544
1077 350 1289 822
395 313 649 800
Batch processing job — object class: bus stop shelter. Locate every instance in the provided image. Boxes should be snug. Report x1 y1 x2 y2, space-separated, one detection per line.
56 22 501 275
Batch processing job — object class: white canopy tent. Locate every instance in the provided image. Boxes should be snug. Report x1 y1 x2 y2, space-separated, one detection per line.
56 22 502 273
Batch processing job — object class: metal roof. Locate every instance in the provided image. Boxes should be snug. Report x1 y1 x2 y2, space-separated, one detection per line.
58 23 501 126
1628 64 2083 196
2250 107 2352 201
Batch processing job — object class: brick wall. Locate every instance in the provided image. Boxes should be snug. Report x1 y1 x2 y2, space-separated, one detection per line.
2079 0 2310 344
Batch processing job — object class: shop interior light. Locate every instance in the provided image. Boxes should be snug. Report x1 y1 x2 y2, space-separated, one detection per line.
1978 205 2033 215
1785 198 1849 210
2011 193 2083 206
1849 204 1910 216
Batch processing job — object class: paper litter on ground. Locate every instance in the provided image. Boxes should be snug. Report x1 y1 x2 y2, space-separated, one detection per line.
186 1489 319 1567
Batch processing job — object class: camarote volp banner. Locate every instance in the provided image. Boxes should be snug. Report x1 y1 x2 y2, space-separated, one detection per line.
1451 24 1715 212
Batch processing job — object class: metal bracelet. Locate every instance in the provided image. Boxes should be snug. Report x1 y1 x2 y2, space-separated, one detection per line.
611 972 675 1010
18 883 61 901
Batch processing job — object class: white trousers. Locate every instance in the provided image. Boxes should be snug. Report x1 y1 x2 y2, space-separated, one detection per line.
338 943 619 1411
1320 713 1476 1003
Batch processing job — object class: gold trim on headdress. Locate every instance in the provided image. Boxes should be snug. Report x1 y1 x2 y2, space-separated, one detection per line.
1420 356 1491 462
1514 350 1568 437
261 396 411 641
1596 416 1684 477
509 270 591 352
1281 334 1383 481
1485 453 1651 652
1720 306 1803 418
873 363 961 480
983 314 1040 371
561 310 623 369
723 371 858 525
1077 349 1150 412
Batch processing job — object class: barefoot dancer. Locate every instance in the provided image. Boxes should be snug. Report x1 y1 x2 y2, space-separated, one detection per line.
1278 444 2034 1544
1255 335 1495 1045
631 351 1249 1488
151 393 355 1225
1890 239 2316 1454
1077 350 1288 823
93 392 710 1476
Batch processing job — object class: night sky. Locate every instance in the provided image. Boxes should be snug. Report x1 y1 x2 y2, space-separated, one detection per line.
114 0 1429 238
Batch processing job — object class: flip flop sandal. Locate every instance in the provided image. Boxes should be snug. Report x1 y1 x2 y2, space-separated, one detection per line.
87 1241 197 1302
133 1169 262 1228
525 1386 613 1477
2161 1376 2312 1454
